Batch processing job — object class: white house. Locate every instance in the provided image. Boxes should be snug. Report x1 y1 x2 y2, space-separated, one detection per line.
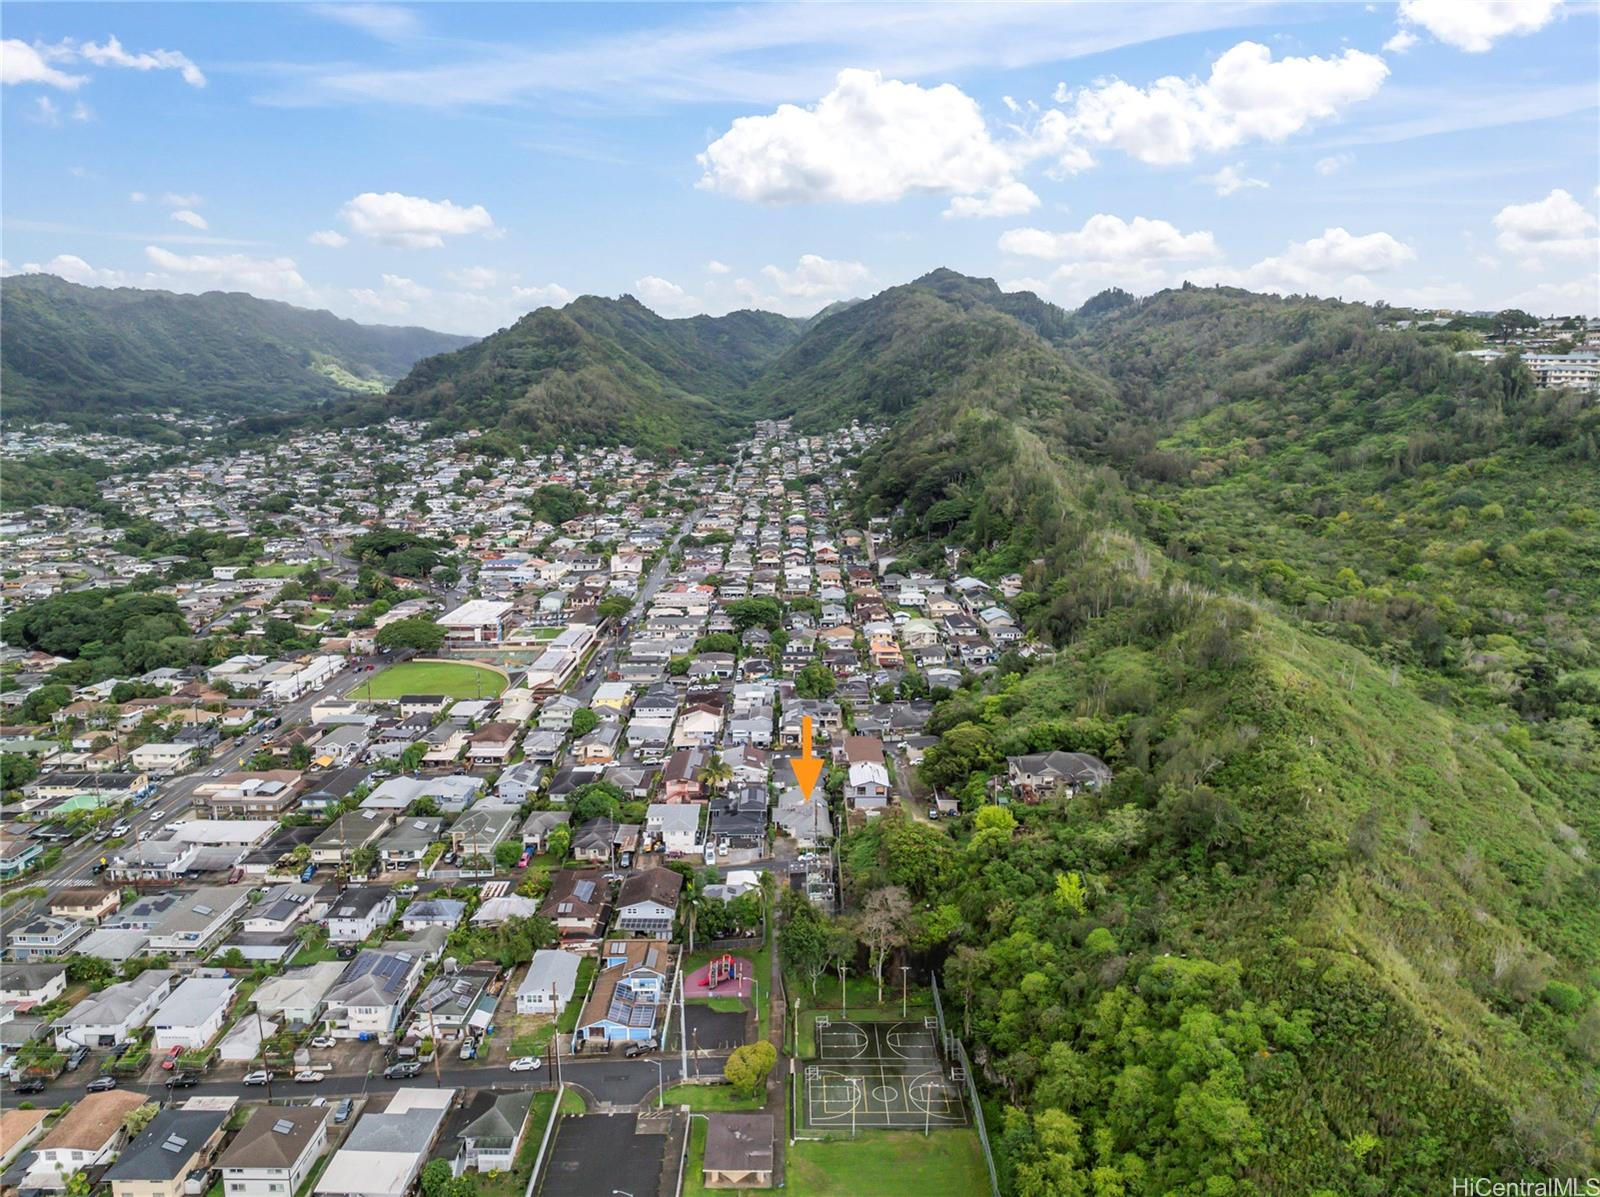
515 950 582 1016
217 1105 331 1197
250 961 345 1029
53 969 174 1049
130 742 199 774
314 1088 455 1197
645 804 700 856
149 975 237 1049
326 888 396 943
323 948 426 1041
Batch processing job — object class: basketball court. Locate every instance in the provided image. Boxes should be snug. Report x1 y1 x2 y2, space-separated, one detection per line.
800 1018 967 1130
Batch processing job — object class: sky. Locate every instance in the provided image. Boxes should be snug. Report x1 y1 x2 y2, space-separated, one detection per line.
2 0 1597 335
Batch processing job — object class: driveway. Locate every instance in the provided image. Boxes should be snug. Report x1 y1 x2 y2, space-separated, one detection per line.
539 1112 667 1197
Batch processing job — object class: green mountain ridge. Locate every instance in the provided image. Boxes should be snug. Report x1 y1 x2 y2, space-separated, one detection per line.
0 273 475 429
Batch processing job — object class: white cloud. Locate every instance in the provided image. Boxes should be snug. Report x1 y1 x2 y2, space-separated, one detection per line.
705 260 731 274
1506 275 1600 315
18 253 130 287
72 35 205 86
71 99 91 121
349 274 431 316
1200 164 1267 196
1315 153 1354 176
447 266 501 290
339 191 496 248
943 181 1041 219
511 283 574 307
1394 0 1562 52
1194 227 1417 297
30 95 61 125
170 209 208 230
1493 188 1598 256
998 213 1219 263
129 191 147 202
1050 41 1388 166
1383 29 1420 53
631 275 700 317
756 254 870 299
308 4 422 41
163 191 201 207
1 39 86 88
308 229 349 248
144 245 310 298
697 68 1017 204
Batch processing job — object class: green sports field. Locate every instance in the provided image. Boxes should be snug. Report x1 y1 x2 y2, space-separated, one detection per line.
347 660 507 701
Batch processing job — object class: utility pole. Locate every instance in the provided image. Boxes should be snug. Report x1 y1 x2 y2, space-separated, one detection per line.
254 1005 273 1100
427 1008 443 1087
900 966 909 1020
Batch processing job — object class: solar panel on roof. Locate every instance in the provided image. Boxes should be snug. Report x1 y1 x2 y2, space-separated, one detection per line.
574 880 595 902
161 1135 188 1153
272 1119 295 1135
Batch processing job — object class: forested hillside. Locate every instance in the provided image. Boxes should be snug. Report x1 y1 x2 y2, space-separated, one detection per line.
0 273 474 427
835 276 1600 1189
363 295 799 451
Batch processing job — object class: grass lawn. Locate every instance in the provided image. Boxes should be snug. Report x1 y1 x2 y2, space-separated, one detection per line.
348 661 507 701
787 1131 989 1197
660 1083 763 1112
251 563 303 578
291 938 340 965
556 958 597 1035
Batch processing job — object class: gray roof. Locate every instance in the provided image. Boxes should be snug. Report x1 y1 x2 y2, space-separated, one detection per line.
54 969 173 1029
105 1109 227 1181
518 950 581 1001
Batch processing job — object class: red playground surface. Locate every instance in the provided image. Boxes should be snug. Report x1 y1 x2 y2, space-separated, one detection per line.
686 955 754 999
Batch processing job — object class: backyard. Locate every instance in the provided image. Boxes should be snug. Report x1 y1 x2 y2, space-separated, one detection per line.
346 661 507 701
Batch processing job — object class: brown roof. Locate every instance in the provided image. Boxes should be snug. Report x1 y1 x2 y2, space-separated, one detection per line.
51 886 116 912
617 866 683 912
470 721 517 743
216 1105 329 1169
843 735 885 765
703 1114 774 1173
39 1091 150 1150
0 1109 49 1157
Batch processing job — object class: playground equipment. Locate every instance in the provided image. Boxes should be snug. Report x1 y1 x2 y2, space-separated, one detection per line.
702 954 737 991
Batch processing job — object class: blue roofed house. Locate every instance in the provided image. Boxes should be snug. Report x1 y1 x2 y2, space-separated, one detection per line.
574 938 671 1043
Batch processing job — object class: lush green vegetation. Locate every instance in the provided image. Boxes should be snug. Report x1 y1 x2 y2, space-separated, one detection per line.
1 273 472 427
347 661 506 700
748 272 1600 1191
0 588 206 678
354 294 799 451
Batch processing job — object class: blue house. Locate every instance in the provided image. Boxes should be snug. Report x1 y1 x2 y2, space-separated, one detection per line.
574 938 670 1043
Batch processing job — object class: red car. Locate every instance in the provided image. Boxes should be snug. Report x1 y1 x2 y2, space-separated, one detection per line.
160 1046 183 1071
517 852 532 869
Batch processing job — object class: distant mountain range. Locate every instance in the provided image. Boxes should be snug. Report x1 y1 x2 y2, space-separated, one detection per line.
0 273 475 428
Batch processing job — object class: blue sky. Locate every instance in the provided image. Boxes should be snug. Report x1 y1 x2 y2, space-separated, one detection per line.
3 1 1596 334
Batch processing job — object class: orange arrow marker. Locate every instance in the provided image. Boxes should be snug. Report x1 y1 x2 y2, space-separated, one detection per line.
789 714 823 802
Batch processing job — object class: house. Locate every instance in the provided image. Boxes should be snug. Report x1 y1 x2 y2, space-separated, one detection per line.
470 895 544 926
6 914 88 961
661 748 709 803
646 803 700 856
398 695 450 720
400 898 465 933
539 870 610 944
144 885 253 958
496 761 542 806
19 1091 151 1191
251 961 345 1029
615 867 683 937
0 832 43 880
448 1091 533 1178
672 704 723 749
104 1107 228 1197
53 969 174 1049
327 888 396 943
130 742 199 774
448 808 519 860
520 729 565 764
519 810 571 853
378 817 443 871
196 771 303 817
0 962 66 1009
702 1114 775 1190
575 938 670 1043
311 809 391 866
314 1089 456 1197
323 948 427 1041
846 761 890 810
515 950 582 1015
0 1108 49 1172
49 887 120 922
772 788 832 847
570 817 621 864
709 786 767 851
465 722 519 766
571 722 620 765
1004 751 1112 802
216 1105 331 1197
537 694 581 731
437 598 514 645
406 964 497 1040
149 974 237 1049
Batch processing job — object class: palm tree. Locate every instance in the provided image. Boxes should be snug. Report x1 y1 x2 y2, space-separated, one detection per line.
702 754 732 794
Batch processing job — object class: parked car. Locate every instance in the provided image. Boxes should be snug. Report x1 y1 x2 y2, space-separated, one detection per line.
293 1070 323 1084
242 1070 272 1086
14 1077 46 1095
165 1072 200 1089
147 810 165 823
333 1099 354 1124
309 1035 336 1049
85 1076 118 1092
927 806 940 820
383 1061 423 1080
517 852 532 869
458 1039 477 1061
507 1056 542 1072
159 1045 183 1071
65 1045 90 1071
624 1041 657 1058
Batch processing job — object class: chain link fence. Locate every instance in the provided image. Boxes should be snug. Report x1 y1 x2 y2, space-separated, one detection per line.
933 974 1000 1197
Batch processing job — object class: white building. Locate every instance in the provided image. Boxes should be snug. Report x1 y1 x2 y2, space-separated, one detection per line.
218 1106 331 1197
437 600 514 646
53 969 174 1049
130 742 199 774
515 950 582 1015
314 1088 455 1197
149 975 237 1049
